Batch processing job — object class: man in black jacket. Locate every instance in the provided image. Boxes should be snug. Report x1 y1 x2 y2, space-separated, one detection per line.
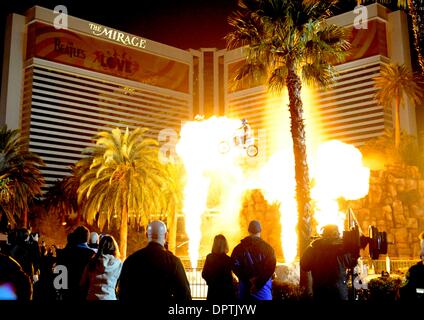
300 224 356 301
231 220 276 301
55 226 95 300
118 220 191 302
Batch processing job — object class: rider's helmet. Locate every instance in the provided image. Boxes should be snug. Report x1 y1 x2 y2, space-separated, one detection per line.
241 118 247 125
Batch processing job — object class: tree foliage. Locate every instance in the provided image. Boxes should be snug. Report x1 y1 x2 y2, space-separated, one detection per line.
0 126 44 226
77 127 173 257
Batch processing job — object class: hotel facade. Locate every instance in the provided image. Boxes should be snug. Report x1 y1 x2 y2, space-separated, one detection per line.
219 4 417 149
0 4 418 188
1 6 195 189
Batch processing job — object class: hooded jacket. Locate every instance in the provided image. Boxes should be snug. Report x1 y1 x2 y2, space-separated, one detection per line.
231 236 276 301
80 254 122 300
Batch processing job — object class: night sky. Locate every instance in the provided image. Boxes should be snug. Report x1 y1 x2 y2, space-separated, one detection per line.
0 0 241 51
0 0 235 100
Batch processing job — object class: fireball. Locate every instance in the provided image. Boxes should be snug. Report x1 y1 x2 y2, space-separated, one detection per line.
176 117 245 268
176 89 370 268
310 140 370 233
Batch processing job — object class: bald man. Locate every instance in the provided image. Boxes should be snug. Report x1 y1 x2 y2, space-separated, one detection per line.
118 221 191 302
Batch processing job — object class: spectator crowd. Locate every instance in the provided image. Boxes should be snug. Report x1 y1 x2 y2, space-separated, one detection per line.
0 219 423 302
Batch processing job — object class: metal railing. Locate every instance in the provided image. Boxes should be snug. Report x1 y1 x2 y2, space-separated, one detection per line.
370 259 420 274
183 259 421 299
185 268 207 300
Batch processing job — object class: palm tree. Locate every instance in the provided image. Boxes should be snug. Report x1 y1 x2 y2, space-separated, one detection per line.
0 126 44 227
357 0 424 75
161 163 185 253
226 0 350 277
77 127 169 259
0 178 12 203
43 161 89 225
62 160 91 224
0 177 12 226
374 63 423 149
44 179 72 224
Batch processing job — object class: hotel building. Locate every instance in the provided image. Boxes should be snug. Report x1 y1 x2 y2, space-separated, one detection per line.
0 3 418 188
219 4 417 151
1 6 194 189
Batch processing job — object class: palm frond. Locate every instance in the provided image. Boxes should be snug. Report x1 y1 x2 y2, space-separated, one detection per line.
374 63 424 109
268 66 288 92
0 125 44 226
227 0 350 94
301 63 338 88
77 127 176 235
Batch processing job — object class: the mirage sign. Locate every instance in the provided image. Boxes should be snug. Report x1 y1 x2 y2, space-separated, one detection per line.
88 23 147 49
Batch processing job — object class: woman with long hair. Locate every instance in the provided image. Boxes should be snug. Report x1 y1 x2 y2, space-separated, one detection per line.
80 235 122 300
202 234 236 302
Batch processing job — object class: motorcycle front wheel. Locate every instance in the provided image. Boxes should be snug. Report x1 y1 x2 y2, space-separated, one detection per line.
246 144 258 157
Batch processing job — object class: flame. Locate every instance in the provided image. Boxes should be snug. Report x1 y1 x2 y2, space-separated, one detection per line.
256 150 298 262
255 87 321 263
310 140 370 233
176 117 244 268
176 89 370 268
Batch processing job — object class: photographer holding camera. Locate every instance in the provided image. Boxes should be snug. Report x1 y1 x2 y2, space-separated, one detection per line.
300 224 357 301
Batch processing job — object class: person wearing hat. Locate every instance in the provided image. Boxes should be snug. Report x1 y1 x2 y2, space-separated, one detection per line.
118 220 191 302
231 220 276 301
300 224 356 301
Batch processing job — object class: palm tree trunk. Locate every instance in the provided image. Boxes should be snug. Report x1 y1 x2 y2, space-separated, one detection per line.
76 207 81 225
167 210 177 253
408 0 424 75
120 202 128 260
395 94 401 149
286 64 313 289
22 206 28 228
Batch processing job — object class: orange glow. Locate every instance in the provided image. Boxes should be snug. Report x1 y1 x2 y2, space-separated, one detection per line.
176 116 245 268
176 88 370 268
311 140 370 233
256 149 298 262
256 87 321 263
